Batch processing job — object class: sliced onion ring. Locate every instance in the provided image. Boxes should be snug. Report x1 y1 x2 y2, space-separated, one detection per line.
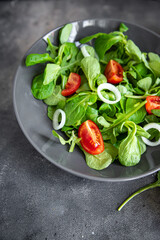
80 44 90 57
142 123 160 146
53 109 66 130
97 83 121 104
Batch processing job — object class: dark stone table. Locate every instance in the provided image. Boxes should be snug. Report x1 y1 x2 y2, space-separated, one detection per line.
0 0 160 239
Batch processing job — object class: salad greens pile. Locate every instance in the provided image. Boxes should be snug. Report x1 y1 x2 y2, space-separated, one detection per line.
25 23 160 171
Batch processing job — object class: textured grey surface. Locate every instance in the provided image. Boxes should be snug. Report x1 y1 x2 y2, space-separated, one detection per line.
0 0 160 240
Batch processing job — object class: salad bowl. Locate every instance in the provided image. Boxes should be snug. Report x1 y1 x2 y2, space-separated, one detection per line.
13 19 160 181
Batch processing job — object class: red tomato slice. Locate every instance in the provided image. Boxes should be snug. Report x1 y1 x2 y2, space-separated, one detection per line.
78 120 104 155
104 60 124 84
145 96 160 114
61 72 81 96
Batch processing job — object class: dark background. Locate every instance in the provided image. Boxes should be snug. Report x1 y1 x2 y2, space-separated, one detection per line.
0 0 160 239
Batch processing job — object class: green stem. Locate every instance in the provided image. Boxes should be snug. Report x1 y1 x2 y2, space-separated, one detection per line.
61 61 79 71
105 100 147 131
149 86 160 93
125 92 158 99
118 182 159 211
103 115 115 123
69 141 76 152
125 95 147 99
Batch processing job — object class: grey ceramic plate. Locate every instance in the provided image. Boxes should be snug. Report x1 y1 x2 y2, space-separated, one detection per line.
13 19 160 182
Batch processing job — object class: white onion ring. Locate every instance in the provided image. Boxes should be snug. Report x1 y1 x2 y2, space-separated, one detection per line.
80 44 90 57
142 123 160 146
53 109 66 130
97 83 121 104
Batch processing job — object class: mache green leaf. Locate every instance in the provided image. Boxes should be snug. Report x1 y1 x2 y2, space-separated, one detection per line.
59 24 73 44
137 77 152 92
31 73 54 100
43 64 61 85
81 143 118 170
151 109 160 117
119 122 141 166
26 53 54 66
125 40 142 62
81 56 101 91
119 23 129 33
44 85 66 106
46 38 58 59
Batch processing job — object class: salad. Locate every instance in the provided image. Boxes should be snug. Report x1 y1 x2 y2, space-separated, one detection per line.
25 23 160 170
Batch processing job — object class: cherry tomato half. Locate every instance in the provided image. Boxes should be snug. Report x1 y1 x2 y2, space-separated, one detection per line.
78 120 104 155
61 72 81 96
145 96 160 114
104 60 124 84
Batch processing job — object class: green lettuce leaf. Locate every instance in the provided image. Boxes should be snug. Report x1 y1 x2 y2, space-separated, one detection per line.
26 53 54 66
81 56 101 90
44 85 66 105
31 73 54 100
81 143 118 170
43 64 61 85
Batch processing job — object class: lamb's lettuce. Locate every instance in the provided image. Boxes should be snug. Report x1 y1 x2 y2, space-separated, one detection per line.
125 98 146 124
46 38 58 59
119 122 141 166
95 33 126 59
31 73 54 100
137 77 152 92
119 23 129 33
26 53 54 66
125 40 142 62
81 56 101 90
64 93 91 126
52 130 81 152
43 64 61 85
81 143 118 170
44 85 66 105
59 23 72 44
148 52 160 77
